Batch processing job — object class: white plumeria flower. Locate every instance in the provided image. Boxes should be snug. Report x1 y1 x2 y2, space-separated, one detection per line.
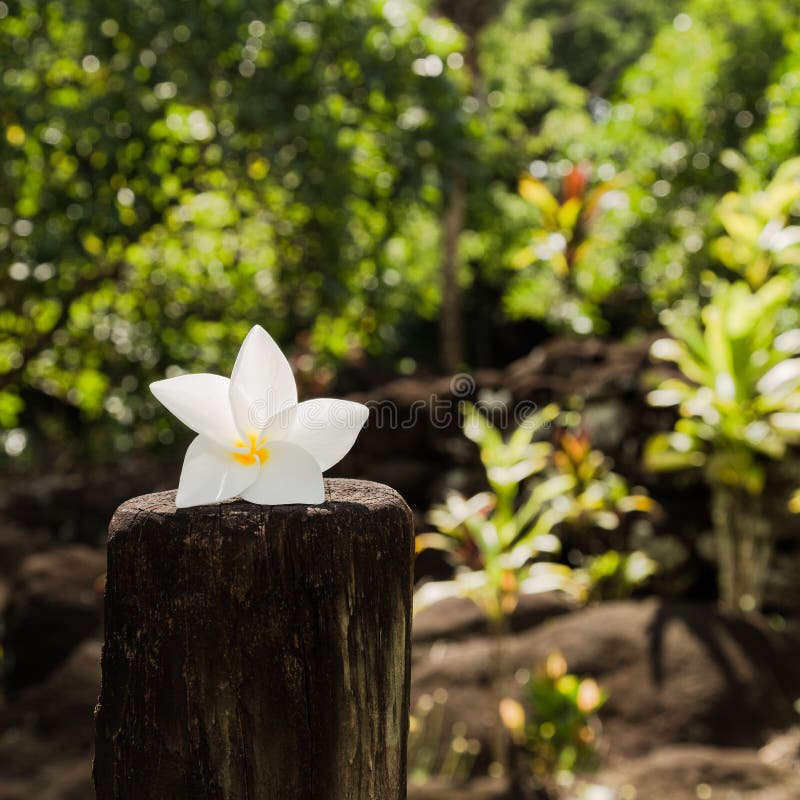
150 325 369 508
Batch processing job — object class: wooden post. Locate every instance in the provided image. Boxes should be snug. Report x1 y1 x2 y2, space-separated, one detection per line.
94 479 414 800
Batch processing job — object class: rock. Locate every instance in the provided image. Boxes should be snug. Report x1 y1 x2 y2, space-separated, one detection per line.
0 521 47 612
502 336 655 403
0 521 46 580
411 599 798 762
0 458 174 546
36 759 93 800
592 744 800 800
4 639 101 749
413 593 577 646
3 546 105 693
0 640 100 800
0 754 92 800
408 777 511 800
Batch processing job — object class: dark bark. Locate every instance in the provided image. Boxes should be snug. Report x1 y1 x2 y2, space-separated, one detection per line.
94 479 414 800
440 168 466 372
432 0 507 37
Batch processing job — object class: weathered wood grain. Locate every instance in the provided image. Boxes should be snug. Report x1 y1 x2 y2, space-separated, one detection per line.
94 479 413 800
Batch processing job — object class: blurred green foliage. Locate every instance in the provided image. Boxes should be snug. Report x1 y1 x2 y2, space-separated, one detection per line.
645 277 800 494
495 0 800 333
645 277 800 609
415 405 656 618
415 402 580 622
582 550 656 602
4 0 800 470
712 155 800 288
1 0 467 464
500 652 606 781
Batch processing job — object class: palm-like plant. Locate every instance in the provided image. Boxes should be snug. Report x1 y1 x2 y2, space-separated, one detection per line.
414 403 580 776
713 155 800 289
645 276 800 610
416 406 658 618
414 403 580 622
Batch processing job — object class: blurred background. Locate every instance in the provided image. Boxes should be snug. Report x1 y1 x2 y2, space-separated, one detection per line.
2 0 800 798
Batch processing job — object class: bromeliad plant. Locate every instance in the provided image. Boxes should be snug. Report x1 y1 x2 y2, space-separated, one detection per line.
414 402 584 779
646 276 800 610
415 405 649 782
414 403 580 622
712 155 800 289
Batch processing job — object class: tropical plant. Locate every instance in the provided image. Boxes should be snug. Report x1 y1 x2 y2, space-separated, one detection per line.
581 550 657 602
416 408 660 616
414 404 641 783
505 165 627 333
547 425 658 599
712 154 800 289
414 402 580 622
512 167 617 278
645 276 800 610
500 652 606 782
550 426 656 535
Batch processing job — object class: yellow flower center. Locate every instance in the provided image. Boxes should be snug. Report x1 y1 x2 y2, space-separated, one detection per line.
232 433 269 467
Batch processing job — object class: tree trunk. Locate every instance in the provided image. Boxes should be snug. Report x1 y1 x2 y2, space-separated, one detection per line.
712 485 772 612
94 479 414 800
441 169 466 372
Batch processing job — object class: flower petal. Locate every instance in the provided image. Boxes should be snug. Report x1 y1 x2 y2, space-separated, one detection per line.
259 403 298 441
175 435 260 508
229 325 298 438
286 399 369 471
241 441 324 504
150 374 239 448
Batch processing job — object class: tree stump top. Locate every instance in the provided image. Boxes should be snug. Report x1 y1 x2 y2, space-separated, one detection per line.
96 477 414 800
109 478 410 538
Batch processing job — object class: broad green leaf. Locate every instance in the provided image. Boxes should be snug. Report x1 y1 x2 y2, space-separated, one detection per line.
519 176 560 225
415 533 460 554
644 432 705 472
519 562 586 601
557 196 583 232
462 404 504 454
514 473 576 531
412 580 464 615
716 194 761 243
